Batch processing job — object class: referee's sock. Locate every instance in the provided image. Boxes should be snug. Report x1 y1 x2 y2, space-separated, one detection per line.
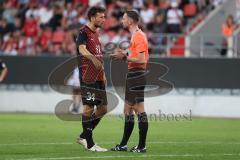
120 114 135 146
137 112 148 149
81 114 95 149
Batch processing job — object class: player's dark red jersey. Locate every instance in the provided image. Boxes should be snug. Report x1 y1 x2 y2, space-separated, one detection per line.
76 25 104 83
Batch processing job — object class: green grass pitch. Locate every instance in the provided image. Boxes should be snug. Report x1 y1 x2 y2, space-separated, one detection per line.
1 113 240 160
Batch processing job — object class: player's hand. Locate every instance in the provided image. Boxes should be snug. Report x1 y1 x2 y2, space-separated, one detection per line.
103 74 107 85
92 57 103 70
110 48 127 60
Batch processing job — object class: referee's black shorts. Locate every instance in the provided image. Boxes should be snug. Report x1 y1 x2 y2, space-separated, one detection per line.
80 81 108 107
125 68 146 106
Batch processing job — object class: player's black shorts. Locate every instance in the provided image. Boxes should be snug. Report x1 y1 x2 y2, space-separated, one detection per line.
125 68 146 106
80 81 108 107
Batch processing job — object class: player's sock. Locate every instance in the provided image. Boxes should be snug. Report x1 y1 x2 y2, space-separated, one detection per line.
137 112 148 149
92 113 101 129
79 113 101 139
120 114 135 146
82 114 95 148
80 113 101 138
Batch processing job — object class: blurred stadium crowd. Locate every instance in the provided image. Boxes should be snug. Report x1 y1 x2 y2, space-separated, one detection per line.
0 0 223 56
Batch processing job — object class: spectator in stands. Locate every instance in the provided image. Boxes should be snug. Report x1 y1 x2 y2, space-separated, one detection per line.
212 0 223 8
147 11 167 55
25 2 39 20
72 0 89 6
39 0 51 7
48 4 63 31
51 26 65 55
221 15 238 56
156 0 170 11
22 14 38 38
133 0 144 11
38 26 52 53
198 0 210 12
222 15 238 38
18 0 30 5
2 32 18 55
2 1 17 24
18 31 28 55
140 2 155 25
37 3 53 27
63 29 77 55
75 4 87 26
63 2 78 29
0 0 221 56
111 28 128 43
0 18 14 37
167 1 184 33
13 17 22 31
183 0 198 20
22 14 39 55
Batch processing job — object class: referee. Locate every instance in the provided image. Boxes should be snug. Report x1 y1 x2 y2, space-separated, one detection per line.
111 10 149 153
0 59 8 83
75 6 108 152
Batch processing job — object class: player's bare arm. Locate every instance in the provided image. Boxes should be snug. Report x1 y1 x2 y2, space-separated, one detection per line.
78 44 103 70
0 65 8 82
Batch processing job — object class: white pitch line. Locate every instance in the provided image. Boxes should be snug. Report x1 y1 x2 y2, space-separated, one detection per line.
1 141 240 146
6 153 240 160
0 142 73 146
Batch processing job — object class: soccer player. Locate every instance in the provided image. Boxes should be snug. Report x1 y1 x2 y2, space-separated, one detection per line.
75 6 108 152
110 10 149 153
0 59 8 83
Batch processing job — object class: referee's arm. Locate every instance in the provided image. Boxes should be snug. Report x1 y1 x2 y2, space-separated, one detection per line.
111 49 146 63
125 51 146 63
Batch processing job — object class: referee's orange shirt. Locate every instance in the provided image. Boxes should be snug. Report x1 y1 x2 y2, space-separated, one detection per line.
128 30 149 70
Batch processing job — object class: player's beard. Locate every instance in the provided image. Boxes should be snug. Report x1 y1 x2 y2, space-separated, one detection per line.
94 23 102 28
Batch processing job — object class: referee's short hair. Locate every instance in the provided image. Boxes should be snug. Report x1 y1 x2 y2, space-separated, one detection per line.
125 10 140 23
87 6 106 21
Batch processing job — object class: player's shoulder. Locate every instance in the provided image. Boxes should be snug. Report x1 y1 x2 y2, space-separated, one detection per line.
78 26 88 34
76 26 88 42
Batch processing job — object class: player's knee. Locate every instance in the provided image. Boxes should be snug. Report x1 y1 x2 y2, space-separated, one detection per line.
124 107 134 115
97 106 107 116
83 105 94 116
123 103 133 115
101 107 107 115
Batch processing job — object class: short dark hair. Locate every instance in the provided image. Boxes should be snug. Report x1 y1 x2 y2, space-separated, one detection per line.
125 10 140 23
87 6 106 21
